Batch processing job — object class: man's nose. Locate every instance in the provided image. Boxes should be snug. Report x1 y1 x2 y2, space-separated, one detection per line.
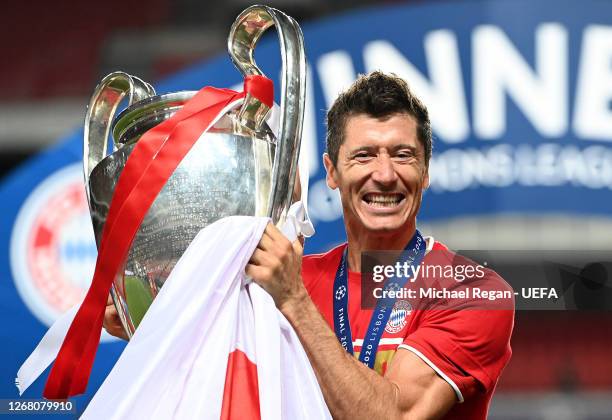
371 155 398 184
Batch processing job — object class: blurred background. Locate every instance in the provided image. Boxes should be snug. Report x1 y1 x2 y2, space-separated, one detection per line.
1 0 612 418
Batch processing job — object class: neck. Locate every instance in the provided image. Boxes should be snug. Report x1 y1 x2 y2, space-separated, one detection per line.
345 223 417 272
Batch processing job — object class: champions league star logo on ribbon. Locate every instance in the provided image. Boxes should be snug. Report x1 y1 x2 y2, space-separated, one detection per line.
335 285 347 300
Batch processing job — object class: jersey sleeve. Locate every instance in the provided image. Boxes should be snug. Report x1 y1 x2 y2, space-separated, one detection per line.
399 264 514 402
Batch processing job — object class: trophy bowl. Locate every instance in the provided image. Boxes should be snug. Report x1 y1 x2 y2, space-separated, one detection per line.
83 5 305 337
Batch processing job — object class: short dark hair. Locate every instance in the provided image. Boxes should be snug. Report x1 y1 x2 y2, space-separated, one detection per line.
325 71 432 167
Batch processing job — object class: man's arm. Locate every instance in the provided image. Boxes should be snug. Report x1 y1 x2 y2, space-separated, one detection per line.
285 293 455 419
246 223 456 420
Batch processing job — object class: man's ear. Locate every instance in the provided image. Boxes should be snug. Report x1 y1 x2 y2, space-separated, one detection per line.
323 153 338 190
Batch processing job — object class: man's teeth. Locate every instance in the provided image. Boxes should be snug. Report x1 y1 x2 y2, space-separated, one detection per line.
364 195 402 206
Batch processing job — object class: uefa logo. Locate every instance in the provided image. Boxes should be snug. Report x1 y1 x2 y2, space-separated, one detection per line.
10 163 98 328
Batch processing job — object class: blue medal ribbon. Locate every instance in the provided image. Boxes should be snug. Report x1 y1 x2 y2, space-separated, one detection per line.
332 230 426 369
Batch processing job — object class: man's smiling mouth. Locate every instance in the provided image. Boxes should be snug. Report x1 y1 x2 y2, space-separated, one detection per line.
362 193 405 208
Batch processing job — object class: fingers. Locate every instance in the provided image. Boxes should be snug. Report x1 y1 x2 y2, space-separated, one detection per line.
263 222 286 243
256 230 277 252
249 248 275 266
103 312 128 340
292 238 304 257
255 223 294 256
103 293 129 340
247 221 303 277
260 222 305 253
246 223 306 310
245 263 270 280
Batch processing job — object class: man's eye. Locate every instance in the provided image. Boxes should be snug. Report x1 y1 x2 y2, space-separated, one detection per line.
395 151 415 160
354 152 372 160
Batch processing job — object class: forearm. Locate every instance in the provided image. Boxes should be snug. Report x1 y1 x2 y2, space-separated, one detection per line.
246 225 454 419
281 293 403 420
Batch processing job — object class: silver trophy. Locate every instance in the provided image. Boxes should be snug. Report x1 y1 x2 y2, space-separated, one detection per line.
83 5 305 337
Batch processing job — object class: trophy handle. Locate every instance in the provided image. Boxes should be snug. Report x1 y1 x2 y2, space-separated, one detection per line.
228 5 306 225
83 71 155 205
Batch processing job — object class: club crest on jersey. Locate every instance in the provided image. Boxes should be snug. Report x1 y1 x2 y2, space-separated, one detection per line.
385 300 412 334
10 164 97 327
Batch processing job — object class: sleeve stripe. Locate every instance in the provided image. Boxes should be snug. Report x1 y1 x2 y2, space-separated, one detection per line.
398 344 465 403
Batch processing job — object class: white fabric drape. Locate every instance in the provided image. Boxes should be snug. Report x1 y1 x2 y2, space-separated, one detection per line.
81 215 329 419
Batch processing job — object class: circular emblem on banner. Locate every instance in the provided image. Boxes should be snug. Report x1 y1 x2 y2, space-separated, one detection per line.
10 164 98 327
335 285 347 300
385 300 412 334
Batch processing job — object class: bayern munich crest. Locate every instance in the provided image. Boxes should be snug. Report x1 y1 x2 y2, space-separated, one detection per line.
385 300 412 334
10 163 98 328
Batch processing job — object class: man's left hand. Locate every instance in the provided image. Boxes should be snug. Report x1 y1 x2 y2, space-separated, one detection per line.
245 223 307 312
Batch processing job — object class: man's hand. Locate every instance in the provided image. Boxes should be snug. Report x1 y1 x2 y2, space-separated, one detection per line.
103 294 129 340
245 223 308 312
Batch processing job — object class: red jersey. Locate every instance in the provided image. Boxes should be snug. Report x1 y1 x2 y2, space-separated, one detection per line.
302 239 514 419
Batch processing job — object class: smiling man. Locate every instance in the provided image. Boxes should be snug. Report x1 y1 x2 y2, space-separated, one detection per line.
246 72 514 419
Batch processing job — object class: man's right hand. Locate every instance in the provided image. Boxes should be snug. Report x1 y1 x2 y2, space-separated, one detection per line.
103 294 129 340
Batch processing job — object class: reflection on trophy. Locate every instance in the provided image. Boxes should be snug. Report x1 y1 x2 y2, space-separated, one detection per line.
83 5 306 337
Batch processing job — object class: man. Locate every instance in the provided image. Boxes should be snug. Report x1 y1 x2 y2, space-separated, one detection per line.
245 72 513 419
105 71 513 419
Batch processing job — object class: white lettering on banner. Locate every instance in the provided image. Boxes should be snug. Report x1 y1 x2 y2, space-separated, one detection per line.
317 51 357 108
473 23 568 139
363 31 469 143
429 144 612 192
311 23 612 149
573 25 612 141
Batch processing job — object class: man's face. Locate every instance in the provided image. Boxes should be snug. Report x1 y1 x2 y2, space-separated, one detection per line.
324 113 429 237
